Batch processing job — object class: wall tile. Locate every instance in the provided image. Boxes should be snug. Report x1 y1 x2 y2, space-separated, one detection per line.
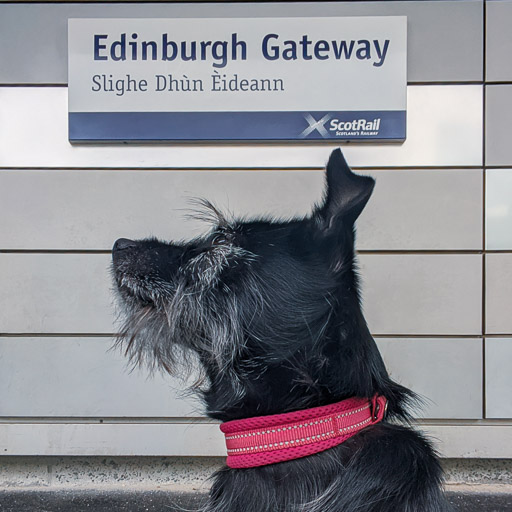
0 86 483 169
485 254 512 334
0 336 482 419
486 169 512 250
0 169 482 251
4 422 512 458
0 423 225 457
0 253 113 333
359 169 483 250
376 338 482 419
486 85 512 167
485 338 512 418
0 170 323 250
0 1 483 85
1 253 483 336
359 254 482 335
486 0 512 81
0 337 200 417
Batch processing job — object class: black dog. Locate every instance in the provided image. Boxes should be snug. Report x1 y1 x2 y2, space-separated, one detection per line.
112 149 451 511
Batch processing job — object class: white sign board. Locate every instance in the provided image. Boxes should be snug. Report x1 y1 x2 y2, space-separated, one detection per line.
68 17 407 142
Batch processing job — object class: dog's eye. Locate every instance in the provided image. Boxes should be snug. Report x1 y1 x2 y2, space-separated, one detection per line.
211 234 229 246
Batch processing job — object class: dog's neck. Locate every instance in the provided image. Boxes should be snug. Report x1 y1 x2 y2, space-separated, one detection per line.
202 297 412 423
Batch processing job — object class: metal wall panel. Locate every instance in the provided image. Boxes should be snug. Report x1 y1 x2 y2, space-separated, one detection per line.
486 169 512 250
485 254 512 334
3 423 512 458
0 170 323 250
0 1 483 85
486 85 512 167
0 337 201 418
486 0 512 81
359 169 483 251
0 86 483 168
359 254 482 335
0 423 225 457
1 253 482 335
0 169 482 251
376 338 482 419
425 425 512 459
0 254 113 334
485 338 512 418
0 336 479 419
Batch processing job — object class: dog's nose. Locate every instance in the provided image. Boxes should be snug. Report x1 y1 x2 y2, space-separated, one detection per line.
113 238 137 252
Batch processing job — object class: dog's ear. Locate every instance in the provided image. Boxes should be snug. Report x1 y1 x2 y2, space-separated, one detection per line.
317 149 375 229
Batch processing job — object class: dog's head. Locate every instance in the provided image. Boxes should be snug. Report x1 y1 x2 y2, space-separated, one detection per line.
112 150 407 420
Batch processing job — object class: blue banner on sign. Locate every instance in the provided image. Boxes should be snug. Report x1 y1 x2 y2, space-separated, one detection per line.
69 111 406 142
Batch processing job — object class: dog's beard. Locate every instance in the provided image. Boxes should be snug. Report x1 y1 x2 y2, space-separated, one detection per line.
112 248 259 401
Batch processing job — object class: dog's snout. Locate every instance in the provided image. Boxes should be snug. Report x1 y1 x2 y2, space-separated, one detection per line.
113 238 137 252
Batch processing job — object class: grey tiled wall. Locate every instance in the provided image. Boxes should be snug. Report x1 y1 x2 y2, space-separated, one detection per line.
0 0 511 458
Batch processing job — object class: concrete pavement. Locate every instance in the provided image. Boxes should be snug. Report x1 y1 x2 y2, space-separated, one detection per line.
1 488 512 512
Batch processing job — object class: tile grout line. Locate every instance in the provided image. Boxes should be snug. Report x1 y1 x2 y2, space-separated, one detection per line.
482 0 487 421
0 82 500 88
0 166 488 172
6 333 512 339
1 418 512 426
3 250 509 255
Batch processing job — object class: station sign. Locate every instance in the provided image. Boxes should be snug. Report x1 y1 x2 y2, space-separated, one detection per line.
68 17 407 142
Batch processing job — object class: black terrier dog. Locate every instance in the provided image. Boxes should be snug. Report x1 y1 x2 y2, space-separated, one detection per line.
112 149 451 511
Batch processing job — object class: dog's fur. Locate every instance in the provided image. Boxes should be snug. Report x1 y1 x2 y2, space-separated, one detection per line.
112 149 451 511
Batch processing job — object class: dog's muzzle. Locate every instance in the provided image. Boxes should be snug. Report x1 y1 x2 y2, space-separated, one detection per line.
220 395 388 468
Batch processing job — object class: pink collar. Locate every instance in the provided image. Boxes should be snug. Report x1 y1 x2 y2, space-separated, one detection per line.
220 395 388 468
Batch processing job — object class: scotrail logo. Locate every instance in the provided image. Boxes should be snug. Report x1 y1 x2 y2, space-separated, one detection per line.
300 113 332 138
300 113 382 138
329 118 381 136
